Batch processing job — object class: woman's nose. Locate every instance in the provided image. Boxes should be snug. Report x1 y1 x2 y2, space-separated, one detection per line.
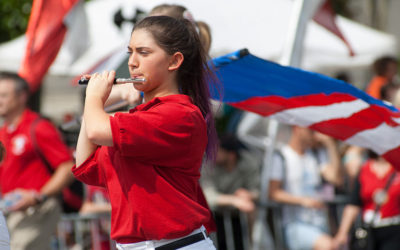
128 54 138 68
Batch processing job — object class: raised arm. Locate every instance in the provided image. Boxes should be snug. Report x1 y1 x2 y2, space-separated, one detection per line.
83 71 116 147
317 133 343 186
75 119 98 166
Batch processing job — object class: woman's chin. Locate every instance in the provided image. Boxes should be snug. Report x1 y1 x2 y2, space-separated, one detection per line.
133 84 145 92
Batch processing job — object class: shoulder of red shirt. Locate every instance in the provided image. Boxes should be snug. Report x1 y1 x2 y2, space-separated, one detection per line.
129 94 199 113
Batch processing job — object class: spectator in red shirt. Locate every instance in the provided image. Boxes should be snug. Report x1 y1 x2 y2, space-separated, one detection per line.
0 72 75 250
73 16 217 250
333 150 400 250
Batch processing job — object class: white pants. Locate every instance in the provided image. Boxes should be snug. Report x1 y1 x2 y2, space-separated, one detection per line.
116 226 216 250
0 212 10 250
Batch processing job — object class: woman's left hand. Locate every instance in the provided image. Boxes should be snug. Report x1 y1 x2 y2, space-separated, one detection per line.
86 71 116 105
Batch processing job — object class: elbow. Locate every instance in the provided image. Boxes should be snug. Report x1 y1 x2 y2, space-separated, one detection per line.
83 110 111 143
269 190 277 201
84 118 103 143
332 171 344 187
268 181 281 201
334 178 344 187
85 126 104 145
85 129 98 143
85 124 113 147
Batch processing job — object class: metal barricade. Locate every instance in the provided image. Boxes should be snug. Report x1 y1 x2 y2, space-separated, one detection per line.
53 196 348 250
212 207 252 250
56 209 252 250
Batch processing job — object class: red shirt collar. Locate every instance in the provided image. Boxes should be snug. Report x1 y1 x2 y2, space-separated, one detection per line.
4 109 35 133
130 94 193 113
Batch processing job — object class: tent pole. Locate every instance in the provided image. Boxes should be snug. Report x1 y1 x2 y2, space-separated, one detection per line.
251 0 323 249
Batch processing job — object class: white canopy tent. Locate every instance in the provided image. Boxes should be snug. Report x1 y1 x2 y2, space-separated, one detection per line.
0 0 397 122
0 0 397 81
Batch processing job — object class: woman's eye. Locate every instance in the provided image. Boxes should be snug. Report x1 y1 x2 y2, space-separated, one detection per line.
138 49 150 55
126 51 132 55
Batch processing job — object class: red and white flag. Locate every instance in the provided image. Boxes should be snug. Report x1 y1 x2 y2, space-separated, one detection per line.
211 49 400 169
19 0 81 92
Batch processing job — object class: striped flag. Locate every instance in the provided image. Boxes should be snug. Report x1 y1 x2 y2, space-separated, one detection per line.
210 49 400 169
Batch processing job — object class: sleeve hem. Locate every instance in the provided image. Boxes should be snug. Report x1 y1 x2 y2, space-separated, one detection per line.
72 148 98 176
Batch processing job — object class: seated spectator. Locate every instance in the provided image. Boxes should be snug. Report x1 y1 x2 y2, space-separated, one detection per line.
201 133 260 250
268 126 342 250
333 150 400 250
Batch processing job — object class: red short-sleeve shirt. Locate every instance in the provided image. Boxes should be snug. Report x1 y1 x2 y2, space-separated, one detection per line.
72 95 215 243
0 109 73 194
351 161 400 223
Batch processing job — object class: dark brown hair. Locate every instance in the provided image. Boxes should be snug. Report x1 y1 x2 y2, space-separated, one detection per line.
373 56 398 76
0 71 30 95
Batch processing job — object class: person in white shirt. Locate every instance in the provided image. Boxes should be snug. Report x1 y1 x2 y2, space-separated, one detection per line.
268 126 342 250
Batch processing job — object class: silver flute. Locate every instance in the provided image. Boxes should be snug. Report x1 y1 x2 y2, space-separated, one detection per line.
78 76 146 85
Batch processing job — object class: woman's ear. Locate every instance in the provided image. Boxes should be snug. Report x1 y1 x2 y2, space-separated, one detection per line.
168 52 184 71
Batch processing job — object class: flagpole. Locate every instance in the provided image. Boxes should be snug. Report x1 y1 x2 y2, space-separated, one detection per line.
251 0 323 249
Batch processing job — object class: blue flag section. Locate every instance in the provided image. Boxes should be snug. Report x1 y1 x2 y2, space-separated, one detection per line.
209 49 400 169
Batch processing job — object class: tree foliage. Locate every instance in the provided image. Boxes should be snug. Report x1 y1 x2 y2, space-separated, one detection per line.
331 0 354 18
0 0 32 43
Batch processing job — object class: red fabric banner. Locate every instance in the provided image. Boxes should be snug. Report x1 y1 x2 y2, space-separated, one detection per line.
313 0 355 57
19 0 80 92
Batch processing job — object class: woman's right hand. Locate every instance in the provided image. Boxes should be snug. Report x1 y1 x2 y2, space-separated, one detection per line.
86 71 115 105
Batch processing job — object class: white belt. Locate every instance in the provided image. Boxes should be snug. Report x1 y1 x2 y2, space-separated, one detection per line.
369 215 400 228
116 226 208 250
